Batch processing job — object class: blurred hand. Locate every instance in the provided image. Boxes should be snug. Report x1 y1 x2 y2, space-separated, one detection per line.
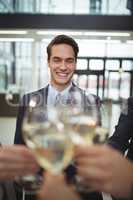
75 144 133 199
38 173 81 200
0 145 39 180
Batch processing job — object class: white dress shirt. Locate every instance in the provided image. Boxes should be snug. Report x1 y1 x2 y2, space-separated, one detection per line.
47 83 72 106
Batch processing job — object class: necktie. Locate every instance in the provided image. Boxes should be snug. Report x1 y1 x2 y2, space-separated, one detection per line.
55 93 61 106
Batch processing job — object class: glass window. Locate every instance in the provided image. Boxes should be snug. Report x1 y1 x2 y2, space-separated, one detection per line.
87 75 97 95
74 0 89 14
98 75 104 98
0 42 12 91
17 0 35 12
107 0 129 15
0 65 7 91
120 72 130 98
107 72 120 100
77 59 88 70
89 59 104 70
73 74 78 84
77 39 106 57
0 0 130 15
107 43 133 57
78 75 88 89
15 42 33 93
122 60 133 70
47 0 73 14
106 60 120 70
0 37 132 102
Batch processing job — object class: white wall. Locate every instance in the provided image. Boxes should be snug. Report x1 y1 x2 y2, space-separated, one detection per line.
0 117 16 144
0 104 120 145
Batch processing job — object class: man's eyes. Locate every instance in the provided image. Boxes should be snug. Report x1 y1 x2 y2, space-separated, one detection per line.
53 58 75 63
53 58 61 63
66 59 75 64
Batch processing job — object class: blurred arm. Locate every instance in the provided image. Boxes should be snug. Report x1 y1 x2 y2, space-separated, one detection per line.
0 145 39 180
75 144 133 199
38 173 81 200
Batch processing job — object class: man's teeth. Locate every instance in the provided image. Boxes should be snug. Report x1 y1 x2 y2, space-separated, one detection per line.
57 73 68 77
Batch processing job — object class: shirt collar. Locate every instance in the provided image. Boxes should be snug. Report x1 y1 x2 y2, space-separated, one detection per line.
47 82 72 105
49 82 72 97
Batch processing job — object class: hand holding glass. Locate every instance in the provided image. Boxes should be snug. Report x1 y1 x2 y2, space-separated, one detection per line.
23 105 74 175
59 92 109 192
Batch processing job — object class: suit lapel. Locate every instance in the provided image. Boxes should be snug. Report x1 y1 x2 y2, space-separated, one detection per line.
28 85 49 108
38 85 49 106
69 82 87 109
69 82 99 109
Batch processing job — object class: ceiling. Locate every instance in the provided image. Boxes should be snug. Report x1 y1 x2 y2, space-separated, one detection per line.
0 29 133 44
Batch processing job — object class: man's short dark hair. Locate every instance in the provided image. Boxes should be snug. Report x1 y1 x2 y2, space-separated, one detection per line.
47 35 79 61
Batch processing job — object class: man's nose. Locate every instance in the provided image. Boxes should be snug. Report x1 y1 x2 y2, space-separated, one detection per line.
60 61 67 70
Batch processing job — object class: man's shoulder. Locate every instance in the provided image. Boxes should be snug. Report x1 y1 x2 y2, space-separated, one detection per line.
24 85 48 97
20 85 48 107
0 181 16 200
127 97 133 117
128 97 133 107
72 83 101 106
85 93 101 107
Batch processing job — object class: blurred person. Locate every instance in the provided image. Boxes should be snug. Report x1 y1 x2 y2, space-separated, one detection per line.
14 34 100 145
38 173 81 200
75 144 133 199
74 96 133 200
108 97 133 161
14 34 102 200
0 145 39 200
0 145 39 180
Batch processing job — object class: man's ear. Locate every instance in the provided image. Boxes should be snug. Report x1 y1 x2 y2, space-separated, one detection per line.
47 60 50 68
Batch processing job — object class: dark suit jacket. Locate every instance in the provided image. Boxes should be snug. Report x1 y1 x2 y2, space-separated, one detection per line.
14 83 103 200
14 83 101 144
108 97 133 161
0 181 16 200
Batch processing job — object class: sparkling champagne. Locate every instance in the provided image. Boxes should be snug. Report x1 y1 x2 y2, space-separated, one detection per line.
23 123 74 174
67 115 107 145
68 115 97 145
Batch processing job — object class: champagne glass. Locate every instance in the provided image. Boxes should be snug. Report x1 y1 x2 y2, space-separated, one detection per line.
59 91 109 192
120 97 128 115
14 170 43 194
60 91 108 146
71 106 108 192
22 104 74 175
14 102 44 196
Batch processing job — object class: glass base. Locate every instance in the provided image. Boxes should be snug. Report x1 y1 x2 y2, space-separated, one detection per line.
15 173 43 193
75 175 95 193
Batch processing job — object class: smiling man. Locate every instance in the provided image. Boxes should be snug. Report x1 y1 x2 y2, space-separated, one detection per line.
14 35 102 200
46 35 79 106
47 39 77 91
14 35 80 144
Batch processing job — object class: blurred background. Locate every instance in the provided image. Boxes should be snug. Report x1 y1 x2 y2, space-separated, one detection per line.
0 0 133 144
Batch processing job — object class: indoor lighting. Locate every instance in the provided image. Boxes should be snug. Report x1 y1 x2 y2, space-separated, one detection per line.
84 32 130 37
0 30 27 34
126 40 133 44
87 39 121 44
0 38 34 42
42 38 52 42
37 30 83 36
37 30 130 37
37 30 65 35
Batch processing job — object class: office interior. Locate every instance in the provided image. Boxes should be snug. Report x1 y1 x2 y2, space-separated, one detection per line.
0 0 133 145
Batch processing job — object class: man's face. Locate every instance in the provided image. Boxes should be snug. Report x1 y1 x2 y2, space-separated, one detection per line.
48 44 76 91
